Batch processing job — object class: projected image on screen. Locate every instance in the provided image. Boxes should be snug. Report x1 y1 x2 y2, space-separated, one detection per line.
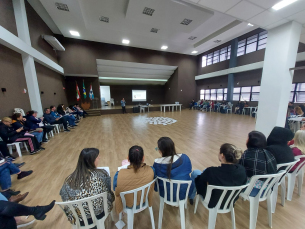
132 90 147 102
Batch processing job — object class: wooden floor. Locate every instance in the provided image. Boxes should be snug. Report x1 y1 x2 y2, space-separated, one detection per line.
11 110 305 229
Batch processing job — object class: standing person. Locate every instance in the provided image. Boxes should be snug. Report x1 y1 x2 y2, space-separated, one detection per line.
121 98 126 114
43 108 70 132
60 148 114 226
189 99 195 110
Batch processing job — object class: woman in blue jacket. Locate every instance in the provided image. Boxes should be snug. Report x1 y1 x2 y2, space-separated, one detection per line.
153 137 194 203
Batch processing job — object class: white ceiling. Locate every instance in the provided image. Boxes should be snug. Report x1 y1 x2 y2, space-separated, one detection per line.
31 0 305 55
96 59 177 85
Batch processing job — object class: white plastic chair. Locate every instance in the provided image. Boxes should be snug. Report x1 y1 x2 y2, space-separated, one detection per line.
287 155 305 201
56 192 112 229
140 107 145 113
242 108 246 115
271 159 299 213
227 104 233 113
14 108 25 116
156 177 192 229
116 179 156 229
239 171 285 229
194 184 249 229
7 142 29 157
252 107 258 119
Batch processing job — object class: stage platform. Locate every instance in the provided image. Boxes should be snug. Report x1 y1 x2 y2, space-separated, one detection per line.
89 104 163 115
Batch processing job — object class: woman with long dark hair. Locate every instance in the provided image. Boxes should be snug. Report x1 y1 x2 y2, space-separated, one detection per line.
153 137 194 203
60 148 114 225
113 145 155 214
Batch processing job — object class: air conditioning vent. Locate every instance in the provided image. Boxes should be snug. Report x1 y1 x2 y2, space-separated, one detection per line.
188 36 197 40
55 2 69 11
181 19 192 25
214 40 222 43
150 28 159 33
42 35 65 51
99 16 109 23
143 7 155 16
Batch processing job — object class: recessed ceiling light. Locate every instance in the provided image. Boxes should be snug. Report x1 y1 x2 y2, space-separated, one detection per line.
272 0 298 10
122 39 130 44
192 51 198 54
161 45 168 50
248 23 254 27
69 30 80 36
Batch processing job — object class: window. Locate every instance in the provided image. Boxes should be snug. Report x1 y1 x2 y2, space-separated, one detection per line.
200 94 205 100
205 89 210 100
200 90 205 100
217 88 223 101
295 83 305 103
246 34 258 54
220 47 227 62
224 88 227 100
211 89 216 100
237 39 246 56
233 87 241 101
213 50 220 64
202 56 207 67
258 31 268 50
251 86 260 101
207 53 213 66
241 87 251 101
227 46 231 60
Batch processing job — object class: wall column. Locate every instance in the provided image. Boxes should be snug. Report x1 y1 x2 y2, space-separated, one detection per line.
227 38 238 102
12 0 43 115
256 21 302 136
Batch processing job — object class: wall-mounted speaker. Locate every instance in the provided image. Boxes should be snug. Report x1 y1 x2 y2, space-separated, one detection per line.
54 93 56 95
1 88 6 92
41 91 44 94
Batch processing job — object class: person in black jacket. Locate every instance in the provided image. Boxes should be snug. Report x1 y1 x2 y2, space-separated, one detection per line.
0 117 42 155
43 108 70 132
189 143 247 207
266 127 295 164
56 105 77 127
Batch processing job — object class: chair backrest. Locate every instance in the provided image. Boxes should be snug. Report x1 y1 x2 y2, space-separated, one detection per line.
56 192 109 229
14 108 25 116
156 177 192 206
120 178 156 214
292 155 305 175
175 102 179 104
242 171 286 201
203 184 249 212
277 159 300 184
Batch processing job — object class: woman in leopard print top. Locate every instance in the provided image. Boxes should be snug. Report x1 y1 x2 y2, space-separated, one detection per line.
60 148 115 225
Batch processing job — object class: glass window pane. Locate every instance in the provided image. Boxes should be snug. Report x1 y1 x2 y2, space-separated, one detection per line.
233 94 240 101
220 47 227 54
224 88 228 93
295 92 305 102
259 31 268 40
217 88 223 93
224 94 227 100
291 83 296 91
237 47 245 56
228 46 231 51
211 94 216 100
233 87 240 93
202 56 207 67
207 58 212 66
246 42 257 54
251 93 260 101
213 50 219 64
205 94 210 100
207 53 213 58
211 89 216 93
296 83 305 91
257 42 267 50
200 94 205 100
200 89 205 94
247 35 258 44
252 86 260 92
238 39 246 47
205 89 210 94
241 93 250 101
290 92 294 102
242 87 251 92
220 53 227 62
217 94 223 101
227 51 231 59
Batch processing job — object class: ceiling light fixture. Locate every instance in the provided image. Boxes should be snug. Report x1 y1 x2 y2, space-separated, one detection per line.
192 51 198 54
122 39 130 44
161 46 168 50
181 18 193 25
272 0 298 10
69 30 80 36
248 23 254 26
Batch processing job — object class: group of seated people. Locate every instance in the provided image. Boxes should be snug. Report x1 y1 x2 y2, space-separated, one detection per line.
0 103 87 228
6 125 298 228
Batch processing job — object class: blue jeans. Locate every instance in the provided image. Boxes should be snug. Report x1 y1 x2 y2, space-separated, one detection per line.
189 169 205 200
66 115 76 126
0 193 7 201
31 131 43 143
0 162 20 190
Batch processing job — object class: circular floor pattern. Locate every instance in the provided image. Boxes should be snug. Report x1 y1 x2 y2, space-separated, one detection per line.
145 117 177 125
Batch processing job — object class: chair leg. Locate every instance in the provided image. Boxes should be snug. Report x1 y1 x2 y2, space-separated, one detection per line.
158 197 164 229
267 195 272 228
287 174 296 201
280 179 286 206
179 201 186 229
208 209 218 229
110 210 114 222
271 184 278 213
148 206 155 229
16 144 22 158
230 207 236 229
194 195 199 214
23 142 29 152
127 211 134 229
249 197 259 229
298 173 303 196
8 145 13 155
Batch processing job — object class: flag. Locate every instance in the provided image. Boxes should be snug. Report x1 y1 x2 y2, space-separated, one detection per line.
76 82 80 101
83 80 86 99
89 83 94 100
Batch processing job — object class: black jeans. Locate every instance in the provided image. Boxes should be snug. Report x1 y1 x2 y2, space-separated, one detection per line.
0 201 37 229
122 106 126 114
52 118 68 129
0 142 10 158
41 126 54 141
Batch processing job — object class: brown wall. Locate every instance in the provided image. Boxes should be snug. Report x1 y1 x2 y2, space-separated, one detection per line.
0 0 18 36
56 36 197 108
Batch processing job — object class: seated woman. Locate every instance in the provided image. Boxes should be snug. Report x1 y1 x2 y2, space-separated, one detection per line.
12 113 43 144
60 148 114 225
295 106 304 117
0 193 55 229
239 131 277 196
113 146 155 214
0 117 42 155
153 137 194 203
25 110 54 142
266 127 295 164
57 105 78 127
190 143 247 207
289 130 305 172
